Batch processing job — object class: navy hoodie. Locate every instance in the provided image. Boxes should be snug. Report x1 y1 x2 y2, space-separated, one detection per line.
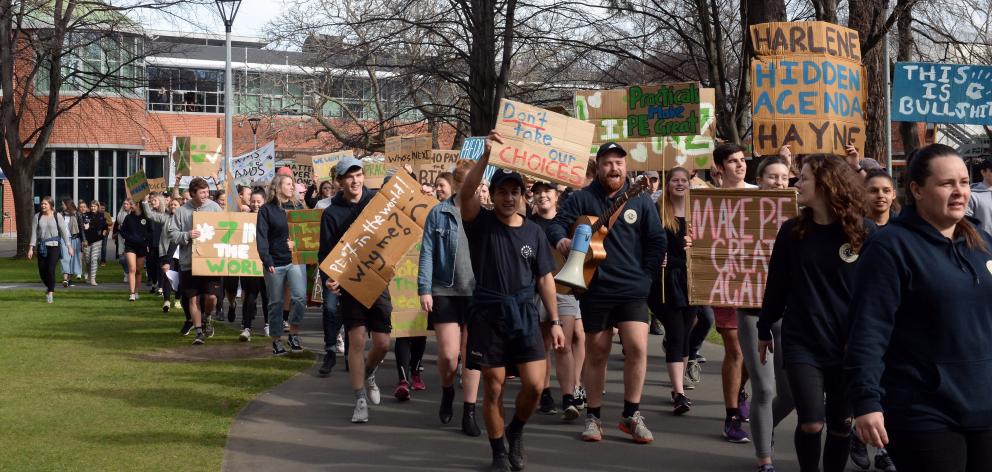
546 178 665 301
845 206 992 431
317 187 377 278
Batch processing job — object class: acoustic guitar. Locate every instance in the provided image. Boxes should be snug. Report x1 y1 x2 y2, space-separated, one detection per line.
570 176 651 289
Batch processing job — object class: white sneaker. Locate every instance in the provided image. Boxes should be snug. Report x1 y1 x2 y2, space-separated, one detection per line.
128 293 136 302
123 275 128 283
351 397 369 423
239 328 251 342
134 293 140 301
263 323 270 337
173 300 182 309
46 293 53 304
335 332 345 354
366 374 381 405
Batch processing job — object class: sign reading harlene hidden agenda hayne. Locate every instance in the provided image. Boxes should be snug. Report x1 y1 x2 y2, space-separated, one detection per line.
492 99 595 188
191 212 263 277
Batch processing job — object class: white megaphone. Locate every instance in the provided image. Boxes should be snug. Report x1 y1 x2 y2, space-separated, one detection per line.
554 224 593 290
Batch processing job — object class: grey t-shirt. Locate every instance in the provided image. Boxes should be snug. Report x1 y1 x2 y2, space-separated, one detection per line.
30 213 70 247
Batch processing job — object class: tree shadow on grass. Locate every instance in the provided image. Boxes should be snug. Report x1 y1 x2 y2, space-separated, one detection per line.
60 386 250 418
78 429 227 448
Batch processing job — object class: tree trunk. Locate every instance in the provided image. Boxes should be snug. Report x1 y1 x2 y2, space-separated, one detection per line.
9 163 36 258
739 0 786 146
895 0 919 156
849 0 888 164
813 0 839 23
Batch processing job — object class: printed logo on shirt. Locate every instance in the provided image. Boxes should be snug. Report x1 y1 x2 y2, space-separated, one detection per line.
623 209 638 224
520 245 535 261
140 219 147 225
839 243 859 263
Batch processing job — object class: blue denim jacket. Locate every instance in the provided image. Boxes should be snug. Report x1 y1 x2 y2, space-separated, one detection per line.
417 199 463 295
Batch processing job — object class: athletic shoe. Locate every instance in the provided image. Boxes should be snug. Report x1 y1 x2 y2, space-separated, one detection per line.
239 328 251 342
618 411 654 444
287 334 303 353
874 450 896 472
173 300 181 309
318 352 336 377
123 275 128 283
351 397 369 423
192 332 205 345
673 392 691 416
581 415 603 442
227 303 236 323
89 280 98 287
684 371 696 390
128 293 136 302
334 332 345 354
758 465 776 472
272 340 288 356
694 354 707 363
462 403 481 437
263 323 270 337
283 321 289 330
46 293 54 304
574 386 587 410
411 372 426 391
134 293 139 301
739 389 751 422
850 434 871 469
562 403 580 422
394 380 411 401
506 425 526 470
204 323 214 338
723 415 751 443
687 359 702 384
63 280 69 288
649 316 665 335
180 321 194 336
490 453 511 472
366 374 381 405
156 288 163 295
538 390 557 415
162 301 170 313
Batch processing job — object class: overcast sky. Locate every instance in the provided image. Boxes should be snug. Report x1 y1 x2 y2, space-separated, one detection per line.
142 0 289 38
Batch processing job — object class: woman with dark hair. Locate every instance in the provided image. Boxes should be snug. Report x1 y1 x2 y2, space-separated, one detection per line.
846 144 992 472
864 170 901 227
238 188 270 342
120 196 152 301
59 199 83 287
28 196 72 303
758 154 874 472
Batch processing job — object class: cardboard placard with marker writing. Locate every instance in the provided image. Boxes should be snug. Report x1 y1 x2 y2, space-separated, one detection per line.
575 87 716 171
459 137 498 183
389 245 431 338
318 172 438 308
361 154 387 189
891 62 992 125
191 212 263 277
288 209 323 264
174 136 223 178
311 150 354 183
749 21 866 156
289 157 314 186
125 170 150 201
686 188 797 308
147 178 167 194
230 141 276 187
492 99 595 188
414 150 459 185
385 135 432 169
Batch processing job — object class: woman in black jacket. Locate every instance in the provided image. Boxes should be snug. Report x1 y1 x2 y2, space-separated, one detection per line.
120 198 152 301
757 154 873 472
846 144 992 472
257 174 305 356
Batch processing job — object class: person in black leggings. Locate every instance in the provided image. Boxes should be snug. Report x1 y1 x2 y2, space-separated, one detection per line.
846 144 992 472
239 189 269 341
648 167 695 415
29 196 72 303
758 154 874 472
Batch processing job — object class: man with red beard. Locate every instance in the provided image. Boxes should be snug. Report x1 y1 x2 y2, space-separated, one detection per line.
547 142 666 444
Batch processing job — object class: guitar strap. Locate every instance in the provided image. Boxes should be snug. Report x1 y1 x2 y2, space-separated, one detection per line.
606 199 627 230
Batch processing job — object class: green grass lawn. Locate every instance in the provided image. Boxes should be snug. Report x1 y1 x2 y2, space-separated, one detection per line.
0 288 313 471
0 256 127 284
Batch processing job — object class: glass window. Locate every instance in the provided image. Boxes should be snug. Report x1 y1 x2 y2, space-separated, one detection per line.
55 150 74 177
36 151 52 177
77 150 95 177
99 179 114 211
115 151 127 176
98 150 114 177
144 155 164 178
55 179 74 203
115 179 126 205
78 179 95 203
34 178 52 204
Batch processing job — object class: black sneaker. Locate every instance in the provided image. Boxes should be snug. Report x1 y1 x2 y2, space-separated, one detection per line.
506 426 526 471
538 390 557 415
288 334 303 353
272 340 288 356
490 452 511 472
673 392 691 416
204 322 215 338
439 388 455 424
192 332 205 345
874 450 896 472
649 316 664 335
462 404 481 437
180 321 194 336
851 434 871 469
318 352 336 377
227 303 237 323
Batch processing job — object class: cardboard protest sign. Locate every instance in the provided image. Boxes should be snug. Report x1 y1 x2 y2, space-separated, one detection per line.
311 150 354 183
385 135 432 168
575 88 717 171
686 188 797 308
749 21 866 156
414 150 459 185
173 136 223 178
147 178 167 194
459 137 498 183
288 209 322 264
177 176 219 190
389 246 431 338
492 99 595 188
892 62 992 125
229 141 275 187
191 212 263 277
125 170 150 201
289 157 313 186
362 154 388 189
318 172 438 308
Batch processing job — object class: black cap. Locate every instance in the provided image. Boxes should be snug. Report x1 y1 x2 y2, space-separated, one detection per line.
490 169 525 191
531 181 558 192
596 142 627 160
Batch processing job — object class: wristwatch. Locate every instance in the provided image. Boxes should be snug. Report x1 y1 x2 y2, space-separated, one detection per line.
550 320 563 326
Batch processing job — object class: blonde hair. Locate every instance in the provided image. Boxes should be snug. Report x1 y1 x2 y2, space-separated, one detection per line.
268 174 296 205
661 167 690 233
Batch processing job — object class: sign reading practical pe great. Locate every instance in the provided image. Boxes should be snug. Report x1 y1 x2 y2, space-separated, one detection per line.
492 99 594 188
892 62 992 125
191 212 263 277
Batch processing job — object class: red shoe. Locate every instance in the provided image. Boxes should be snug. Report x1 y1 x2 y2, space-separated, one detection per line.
394 381 411 401
411 372 426 391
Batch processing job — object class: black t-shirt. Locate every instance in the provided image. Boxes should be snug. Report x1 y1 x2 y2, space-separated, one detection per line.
529 213 553 234
465 208 555 294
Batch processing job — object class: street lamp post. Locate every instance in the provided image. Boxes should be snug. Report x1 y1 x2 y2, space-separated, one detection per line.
216 0 241 208
248 117 261 151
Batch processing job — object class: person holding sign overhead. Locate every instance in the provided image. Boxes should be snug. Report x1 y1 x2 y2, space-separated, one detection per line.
547 142 665 444
318 157 394 424
460 132 564 472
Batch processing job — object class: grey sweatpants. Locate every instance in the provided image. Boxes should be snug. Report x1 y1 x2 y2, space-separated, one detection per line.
738 311 795 459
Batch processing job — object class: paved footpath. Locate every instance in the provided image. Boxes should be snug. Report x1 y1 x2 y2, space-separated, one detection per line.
221 313 803 472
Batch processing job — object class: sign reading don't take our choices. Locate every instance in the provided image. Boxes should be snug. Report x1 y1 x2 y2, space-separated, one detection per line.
191 212 263 277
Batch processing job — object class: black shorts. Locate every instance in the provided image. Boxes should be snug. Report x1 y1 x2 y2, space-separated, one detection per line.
579 298 649 333
466 304 545 370
428 295 471 328
181 270 221 298
124 244 147 258
341 293 392 334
